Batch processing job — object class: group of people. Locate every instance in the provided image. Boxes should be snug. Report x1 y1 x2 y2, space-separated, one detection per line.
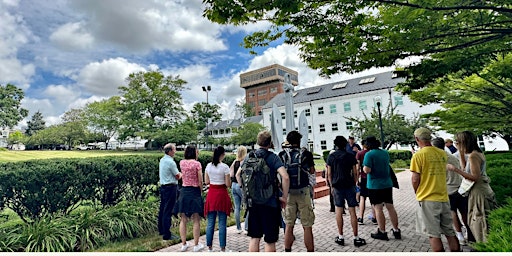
157 127 496 252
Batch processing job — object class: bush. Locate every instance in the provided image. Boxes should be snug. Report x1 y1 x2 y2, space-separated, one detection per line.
388 150 412 163
485 152 512 206
473 198 512 252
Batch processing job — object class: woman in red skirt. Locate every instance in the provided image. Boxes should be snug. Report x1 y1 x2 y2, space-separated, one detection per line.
204 146 232 252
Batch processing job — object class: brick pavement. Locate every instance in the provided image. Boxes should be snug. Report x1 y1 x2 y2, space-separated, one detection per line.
159 170 471 252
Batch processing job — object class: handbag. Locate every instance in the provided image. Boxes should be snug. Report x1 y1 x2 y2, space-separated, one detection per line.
389 165 399 189
458 178 475 197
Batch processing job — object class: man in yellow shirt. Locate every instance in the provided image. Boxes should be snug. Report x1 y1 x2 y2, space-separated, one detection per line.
410 128 460 252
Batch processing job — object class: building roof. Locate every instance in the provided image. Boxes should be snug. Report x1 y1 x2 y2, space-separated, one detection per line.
262 71 405 109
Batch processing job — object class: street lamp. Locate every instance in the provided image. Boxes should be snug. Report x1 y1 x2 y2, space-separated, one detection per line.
374 96 385 148
202 85 211 151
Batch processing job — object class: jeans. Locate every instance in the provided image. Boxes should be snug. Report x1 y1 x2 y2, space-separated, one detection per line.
231 182 243 230
206 211 227 248
158 185 178 237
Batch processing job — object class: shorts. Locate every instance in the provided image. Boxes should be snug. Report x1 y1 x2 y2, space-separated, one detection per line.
448 192 468 213
247 204 282 243
285 187 315 227
333 187 358 208
415 201 455 238
359 178 369 197
369 187 393 205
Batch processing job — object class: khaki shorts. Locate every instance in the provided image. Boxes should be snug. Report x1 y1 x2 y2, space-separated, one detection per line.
415 201 455 238
284 187 315 227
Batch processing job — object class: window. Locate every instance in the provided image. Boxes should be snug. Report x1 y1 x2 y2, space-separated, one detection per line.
249 92 255 98
321 140 327 150
283 128 287 135
318 107 324 115
394 95 404 106
319 124 325 132
307 87 322 94
330 104 337 114
308 125 312 134
344 102 351 112
258 89 267 96
346 121 353 130
359 77 376 84
258 99 266 106
332 123 338 131
270 87 277 93
359 100 367 110
294 110 297 118
305 109 311 116
332 82 347 90
281 112 285 119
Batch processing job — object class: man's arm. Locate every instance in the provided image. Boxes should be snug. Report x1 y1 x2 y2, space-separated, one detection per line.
353 164 358 185
277 166 289 208
411 171 421 193
363 166 371 174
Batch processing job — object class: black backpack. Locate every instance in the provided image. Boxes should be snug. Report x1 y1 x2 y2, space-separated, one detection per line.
240 151 277 206
281 148 310 189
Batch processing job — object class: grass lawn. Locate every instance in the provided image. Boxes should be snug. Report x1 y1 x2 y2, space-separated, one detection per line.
0 150 160 163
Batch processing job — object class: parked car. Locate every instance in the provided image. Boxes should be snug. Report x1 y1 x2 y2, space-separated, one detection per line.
75 145 90 150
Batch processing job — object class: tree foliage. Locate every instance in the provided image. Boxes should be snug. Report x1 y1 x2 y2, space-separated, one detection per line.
235 98 254 117
0 84 28 128
410 53 512 144
83 96 123 148
153 118 198 148
204 1 512 92
25 111 46 136
230 123 265 148
190 102 222 131
7 130 25 145
347 104 428 149
118 71 187 147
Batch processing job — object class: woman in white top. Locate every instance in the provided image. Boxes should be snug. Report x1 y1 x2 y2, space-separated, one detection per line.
204 146 232 252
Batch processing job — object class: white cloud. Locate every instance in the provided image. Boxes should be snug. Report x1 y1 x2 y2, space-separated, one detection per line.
50 22 94 51
77 58 145 96
43 84 81 104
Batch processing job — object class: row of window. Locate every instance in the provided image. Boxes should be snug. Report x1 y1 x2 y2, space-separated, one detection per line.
249 86 279 98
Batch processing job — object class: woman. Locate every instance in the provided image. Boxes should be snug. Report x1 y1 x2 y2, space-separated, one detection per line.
230 146 247 234
447 131 497 243
204 146 232 252
174 145 204 252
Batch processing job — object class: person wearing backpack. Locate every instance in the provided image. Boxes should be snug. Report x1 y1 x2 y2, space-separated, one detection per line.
327 136 367 247
278 131 315 252
236 130 289 252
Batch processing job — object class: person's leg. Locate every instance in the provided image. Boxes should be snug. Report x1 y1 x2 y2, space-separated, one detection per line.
385 203 399 230
179 213 188 245
284 193 298 251
452 211 463 232
358 196 366 220
244 211 249 231
249 238 260 252
374 203 386 232
206 211 217 249
264 242 277 252
232 184 242 231
284 225 295 250
303 226 314 252
159 186 172 237
192 213 201 245
349 206 358 236
447 235 461 251
429 237 445 252
219 211 227 250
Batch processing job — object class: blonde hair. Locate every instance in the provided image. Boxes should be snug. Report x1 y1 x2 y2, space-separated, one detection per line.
236 146 247 161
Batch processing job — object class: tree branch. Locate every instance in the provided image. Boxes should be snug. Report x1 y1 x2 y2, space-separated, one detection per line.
377 0 512 14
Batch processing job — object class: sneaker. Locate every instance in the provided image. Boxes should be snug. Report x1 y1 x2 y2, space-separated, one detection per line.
371 218 378 225
207 248 214 252
357 217 364 225
354 237 367 247
371 229 389 241
180 243 189 252
237 229 243 234
193 243 205 252
392 228 401 239
329 208 335 212
335 237 345 246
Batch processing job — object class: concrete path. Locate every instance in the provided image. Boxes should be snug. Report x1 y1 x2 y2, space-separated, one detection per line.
159 171 471 252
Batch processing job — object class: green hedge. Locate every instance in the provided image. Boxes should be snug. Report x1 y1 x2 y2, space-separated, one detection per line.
473 198 512 252
485 152 512 206
387 150 413 163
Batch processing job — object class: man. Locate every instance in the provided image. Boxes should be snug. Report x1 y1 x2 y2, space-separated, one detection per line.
346 136 361 155
363 136 401 241
410 128 460 252
278 131 315 252
445 138 458 154
355 140 376 225
327 136 366 247
432 137 474 245
236 130 290 252
158 143 182 241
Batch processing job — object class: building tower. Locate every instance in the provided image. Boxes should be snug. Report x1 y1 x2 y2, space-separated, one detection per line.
240 64 298 115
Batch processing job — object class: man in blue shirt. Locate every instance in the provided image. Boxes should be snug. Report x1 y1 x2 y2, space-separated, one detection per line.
158 143 182 241
346 136 361 155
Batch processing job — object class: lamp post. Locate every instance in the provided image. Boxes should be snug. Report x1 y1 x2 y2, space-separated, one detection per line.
374 96 385 148
202 85 211 151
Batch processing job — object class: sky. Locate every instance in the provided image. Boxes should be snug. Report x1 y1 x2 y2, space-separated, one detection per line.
1 0 394 128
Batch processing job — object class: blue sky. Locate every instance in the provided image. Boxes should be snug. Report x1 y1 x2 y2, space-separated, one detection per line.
1 0 393 128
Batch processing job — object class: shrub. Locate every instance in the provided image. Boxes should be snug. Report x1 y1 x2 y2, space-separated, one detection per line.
473 198 512 252
388 150 412 162
485 152 512 206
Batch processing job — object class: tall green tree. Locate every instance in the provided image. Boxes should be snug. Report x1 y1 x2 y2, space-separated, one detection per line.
118 70 187 148
153 118 198 148
235 98 254 117
7 130 25 145
410 53 512 147
83 96 123 149
25 111 46 136
60 108 88 148
204 1 512 91
0 84 28 128
230 123 265 148
347 105 428 149
190 102 222 131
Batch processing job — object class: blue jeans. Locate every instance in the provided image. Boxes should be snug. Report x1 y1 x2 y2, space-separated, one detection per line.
231 182 243 230
206 211 227 248
158 185 178 237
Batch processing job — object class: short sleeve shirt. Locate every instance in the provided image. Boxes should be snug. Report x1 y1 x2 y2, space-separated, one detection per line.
205 162 230 185
362 149 393 189
327 149 356 189
356 149 369 179
159 155 180 185
409 146 448 202
180 159 202 187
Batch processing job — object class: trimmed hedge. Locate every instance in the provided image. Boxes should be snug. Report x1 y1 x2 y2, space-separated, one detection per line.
322 149 412 163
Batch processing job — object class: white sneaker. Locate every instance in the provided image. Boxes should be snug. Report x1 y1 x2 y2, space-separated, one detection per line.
237 229 243 234
193 243 205 252
180 243 189 252
207 248 214 252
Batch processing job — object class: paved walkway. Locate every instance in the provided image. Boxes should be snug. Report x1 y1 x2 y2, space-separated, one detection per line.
159 171 471 252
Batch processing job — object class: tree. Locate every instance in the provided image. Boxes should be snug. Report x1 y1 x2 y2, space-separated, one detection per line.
204 1 512 91
0 84 28 128
83 96 123 149
7 130 25 145
230 123 265 148
153 119 198 148
118 70 187 148
409 53 512 147
235 98 254 117
190 102 222 131
25 111 46 136
60 108 88 148
347 105 427 149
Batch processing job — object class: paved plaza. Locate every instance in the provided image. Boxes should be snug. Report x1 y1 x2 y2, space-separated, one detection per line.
159 170 472 253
